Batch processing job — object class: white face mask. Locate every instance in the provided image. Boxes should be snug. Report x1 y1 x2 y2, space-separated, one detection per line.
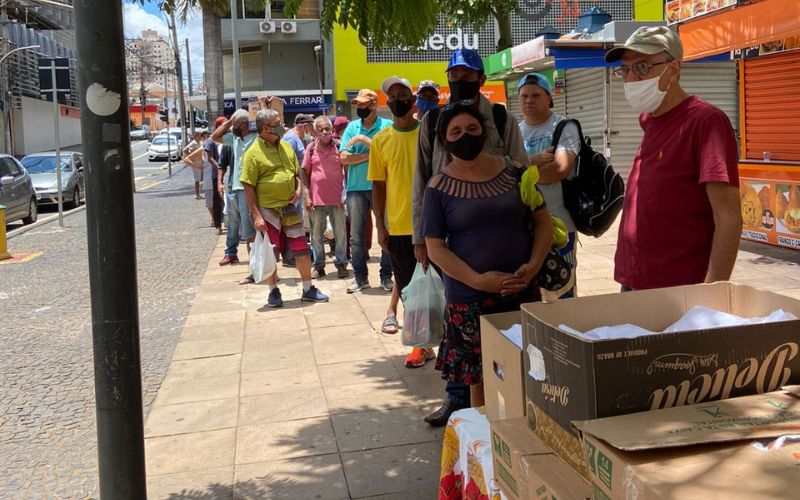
624 66 670 114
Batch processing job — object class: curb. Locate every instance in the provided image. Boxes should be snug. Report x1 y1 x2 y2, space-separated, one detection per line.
6 204 86 239
7 167 188 240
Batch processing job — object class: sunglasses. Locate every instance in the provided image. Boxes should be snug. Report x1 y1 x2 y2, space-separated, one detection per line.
613 60 671 79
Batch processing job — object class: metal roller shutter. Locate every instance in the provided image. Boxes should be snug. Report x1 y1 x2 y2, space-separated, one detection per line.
608 75 642 181
742 51 800 162
564 68 606 150
681 61 740 137
505 78 524 125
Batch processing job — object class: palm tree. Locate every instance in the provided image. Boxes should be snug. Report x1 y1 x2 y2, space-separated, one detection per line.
168 0 268 125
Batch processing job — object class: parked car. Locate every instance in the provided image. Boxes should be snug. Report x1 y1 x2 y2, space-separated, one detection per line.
0 154 37 225
148 135 181 161
130 124 150 141
154 129 182 145
21 152 85 208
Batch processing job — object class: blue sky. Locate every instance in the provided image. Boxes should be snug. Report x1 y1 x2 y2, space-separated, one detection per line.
122 1 205 91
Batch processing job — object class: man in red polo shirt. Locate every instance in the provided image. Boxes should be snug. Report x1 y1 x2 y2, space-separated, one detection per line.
605 26 742 290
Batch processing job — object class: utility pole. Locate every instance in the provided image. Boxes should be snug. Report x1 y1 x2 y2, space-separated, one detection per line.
1 3 10 154
168 9 187 147
163 68 172 177
185 38 194 137
230 0 241 109
74 1 147 498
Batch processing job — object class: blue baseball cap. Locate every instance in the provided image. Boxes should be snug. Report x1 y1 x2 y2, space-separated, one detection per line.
447 49 484 73
517 72 552 94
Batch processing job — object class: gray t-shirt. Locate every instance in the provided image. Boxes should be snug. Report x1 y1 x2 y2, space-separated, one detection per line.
519 113 580 232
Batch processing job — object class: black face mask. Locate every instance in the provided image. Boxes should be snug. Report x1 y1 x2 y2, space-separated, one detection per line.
388 99 413 118
356 107 373 120
449 80 481 102
446 132 484 161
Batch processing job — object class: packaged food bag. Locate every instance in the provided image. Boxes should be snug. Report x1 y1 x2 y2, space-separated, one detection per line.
400 264 446 348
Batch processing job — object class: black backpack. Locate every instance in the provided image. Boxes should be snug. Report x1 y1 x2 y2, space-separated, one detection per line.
552 119 624 238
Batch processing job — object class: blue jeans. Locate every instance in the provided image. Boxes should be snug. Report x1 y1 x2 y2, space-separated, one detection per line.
311 205 347 269
225 190 255 257
346 190 391 283
446 381 470 406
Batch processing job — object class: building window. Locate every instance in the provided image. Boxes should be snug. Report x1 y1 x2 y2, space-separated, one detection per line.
223 47 263 90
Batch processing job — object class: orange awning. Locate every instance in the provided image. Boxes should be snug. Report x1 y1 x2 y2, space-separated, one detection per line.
680 0 800 61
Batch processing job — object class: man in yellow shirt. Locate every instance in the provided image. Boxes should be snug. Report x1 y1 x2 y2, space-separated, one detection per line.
369 76 435 368
241 109 329 307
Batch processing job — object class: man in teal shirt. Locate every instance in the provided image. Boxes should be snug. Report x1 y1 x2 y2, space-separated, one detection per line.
212 107 259 274
339 89 393 293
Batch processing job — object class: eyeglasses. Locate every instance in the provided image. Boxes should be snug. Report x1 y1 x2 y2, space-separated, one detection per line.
613 60 671 79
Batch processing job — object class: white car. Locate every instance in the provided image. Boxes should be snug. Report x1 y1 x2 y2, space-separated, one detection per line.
148 135 181 162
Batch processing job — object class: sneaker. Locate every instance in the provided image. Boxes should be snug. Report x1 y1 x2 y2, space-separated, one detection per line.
219 255 239 266
239 274 255 285
336 264 349 279
283 259 297 268
404 347 436 368
380 278 394 292
301 285 329 303
267 288 283 308
347 279 370 294
311 267 326 279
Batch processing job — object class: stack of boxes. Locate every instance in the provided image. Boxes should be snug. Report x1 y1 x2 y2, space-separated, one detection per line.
481 282 800 499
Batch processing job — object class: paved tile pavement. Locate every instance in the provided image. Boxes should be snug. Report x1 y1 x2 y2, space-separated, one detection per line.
1 167 218 498
144 221 800 499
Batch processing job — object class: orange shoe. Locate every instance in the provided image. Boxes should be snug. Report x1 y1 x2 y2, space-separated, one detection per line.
404 347 435 368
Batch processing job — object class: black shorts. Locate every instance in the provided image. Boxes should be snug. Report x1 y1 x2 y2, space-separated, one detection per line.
388 235 416 295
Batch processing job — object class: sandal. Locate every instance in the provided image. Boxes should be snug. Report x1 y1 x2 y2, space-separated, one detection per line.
381 315 399 334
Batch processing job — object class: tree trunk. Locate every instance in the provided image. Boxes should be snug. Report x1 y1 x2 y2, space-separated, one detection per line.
495 7 513 51
203 7 225 125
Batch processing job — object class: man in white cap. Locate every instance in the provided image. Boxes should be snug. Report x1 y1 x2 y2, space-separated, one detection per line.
339 89 393 294
605 26 741 291
369 76 435 367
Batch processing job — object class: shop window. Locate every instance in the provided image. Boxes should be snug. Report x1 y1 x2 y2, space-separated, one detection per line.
743 51 800 162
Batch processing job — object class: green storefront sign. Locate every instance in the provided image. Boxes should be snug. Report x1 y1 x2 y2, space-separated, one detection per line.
483 48 512 78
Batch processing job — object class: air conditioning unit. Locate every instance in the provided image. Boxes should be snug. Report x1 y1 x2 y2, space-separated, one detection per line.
259 21 277 34
280 21 297 34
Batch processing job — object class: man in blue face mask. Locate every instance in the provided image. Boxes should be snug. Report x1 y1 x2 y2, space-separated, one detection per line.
414 80 440 120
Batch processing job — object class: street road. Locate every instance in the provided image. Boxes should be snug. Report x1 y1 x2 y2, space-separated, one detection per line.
1 164 220 498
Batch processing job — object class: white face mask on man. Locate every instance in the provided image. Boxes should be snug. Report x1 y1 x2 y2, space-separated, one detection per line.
624 65 670 114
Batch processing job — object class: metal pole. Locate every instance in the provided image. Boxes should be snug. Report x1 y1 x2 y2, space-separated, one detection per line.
1 4 10 155
51 63 63 227
168 10 187 148
230 0 241 109
164 69 172 177
73 1 146 498
185 39 194 137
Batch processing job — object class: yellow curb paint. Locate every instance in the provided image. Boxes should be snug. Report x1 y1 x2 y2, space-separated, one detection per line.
138 178 170 191
0 251 44 265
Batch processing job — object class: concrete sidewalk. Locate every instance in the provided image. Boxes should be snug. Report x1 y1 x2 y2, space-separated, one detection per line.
143 226 800 499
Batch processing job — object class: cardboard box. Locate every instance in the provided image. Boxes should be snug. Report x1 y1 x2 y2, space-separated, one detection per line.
573 388 800 499
521 282 800 477
491 418 591 500
481 312 526 421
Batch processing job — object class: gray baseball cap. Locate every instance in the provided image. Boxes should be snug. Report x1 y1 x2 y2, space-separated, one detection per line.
605 26 684 63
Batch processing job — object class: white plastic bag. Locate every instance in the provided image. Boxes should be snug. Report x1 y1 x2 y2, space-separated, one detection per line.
400 264 446 348
250 231 276 283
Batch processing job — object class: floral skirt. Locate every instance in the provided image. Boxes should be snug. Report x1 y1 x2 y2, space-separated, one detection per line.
435 290 536 386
